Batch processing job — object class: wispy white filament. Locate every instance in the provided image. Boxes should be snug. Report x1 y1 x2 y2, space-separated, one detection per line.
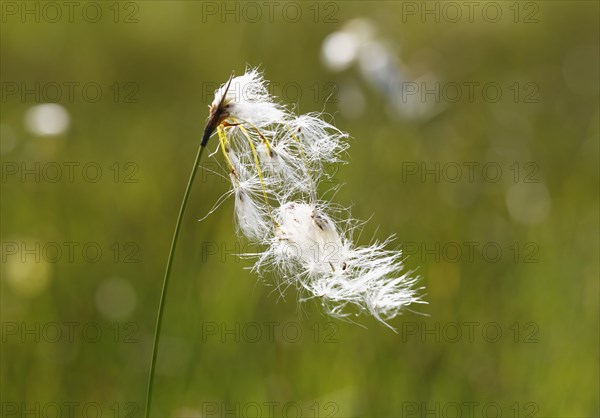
212 68 286 128
206 66 425 329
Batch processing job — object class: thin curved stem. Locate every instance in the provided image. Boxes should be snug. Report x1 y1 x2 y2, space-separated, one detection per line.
145 143 207 418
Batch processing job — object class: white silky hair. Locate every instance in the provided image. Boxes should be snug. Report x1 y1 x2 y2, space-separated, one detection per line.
212 67 287 128
229 173 271 242
208 67 425 329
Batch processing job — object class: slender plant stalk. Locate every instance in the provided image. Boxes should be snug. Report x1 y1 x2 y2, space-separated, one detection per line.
145 143 207 418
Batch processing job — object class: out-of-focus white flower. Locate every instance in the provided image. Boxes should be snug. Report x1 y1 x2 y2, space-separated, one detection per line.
202 66 425 329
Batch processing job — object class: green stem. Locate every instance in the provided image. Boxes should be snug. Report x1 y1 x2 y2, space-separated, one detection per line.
145 143 207 418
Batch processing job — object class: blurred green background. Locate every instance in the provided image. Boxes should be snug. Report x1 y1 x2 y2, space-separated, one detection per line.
1 1 598 417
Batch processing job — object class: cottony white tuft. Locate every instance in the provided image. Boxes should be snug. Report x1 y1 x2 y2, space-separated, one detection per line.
203 66 426 329
211 68 286 128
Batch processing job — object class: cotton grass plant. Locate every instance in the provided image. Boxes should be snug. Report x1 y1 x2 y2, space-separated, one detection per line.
145 67 426 417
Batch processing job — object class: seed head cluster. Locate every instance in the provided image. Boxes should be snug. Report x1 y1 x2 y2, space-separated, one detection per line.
204 67 425 328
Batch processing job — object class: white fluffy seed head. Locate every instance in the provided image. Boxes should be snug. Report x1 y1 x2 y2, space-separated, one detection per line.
229 172 270 242
206 68 425 329
212 67 286 128
285 113 349 171
263 203 424 327
274 202 347 273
